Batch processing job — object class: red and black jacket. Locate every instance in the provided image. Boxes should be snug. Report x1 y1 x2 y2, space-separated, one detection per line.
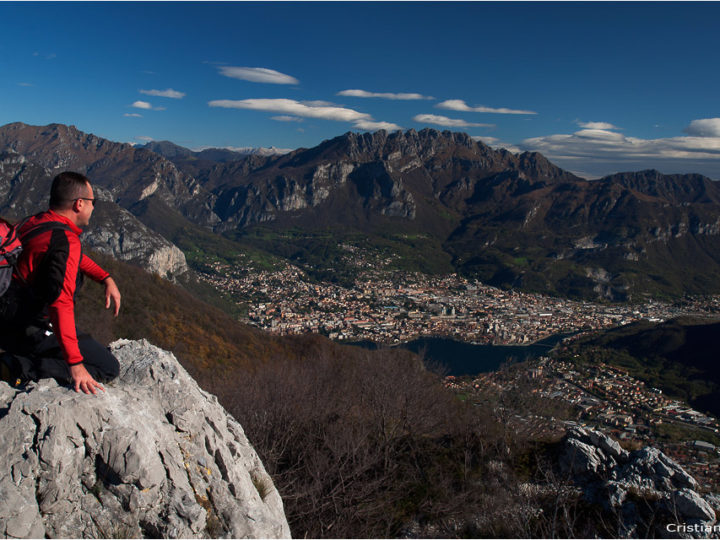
13 210 110 366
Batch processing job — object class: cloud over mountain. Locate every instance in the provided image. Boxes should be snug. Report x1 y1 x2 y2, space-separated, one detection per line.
521 120 720 178
353 119 403 131
414 114 494 128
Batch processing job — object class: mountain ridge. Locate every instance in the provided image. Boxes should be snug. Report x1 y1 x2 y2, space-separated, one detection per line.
2 121 720 300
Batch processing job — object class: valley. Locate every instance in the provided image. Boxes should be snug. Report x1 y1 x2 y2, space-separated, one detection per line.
196 253 720 346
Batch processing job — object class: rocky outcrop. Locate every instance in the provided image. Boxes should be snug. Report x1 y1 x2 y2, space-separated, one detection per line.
0 339 290 539
85 195 189 279
560 426 717 538
0 153 189 279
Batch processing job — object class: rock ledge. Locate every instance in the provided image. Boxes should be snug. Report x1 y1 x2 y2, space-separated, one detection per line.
0 339 290 539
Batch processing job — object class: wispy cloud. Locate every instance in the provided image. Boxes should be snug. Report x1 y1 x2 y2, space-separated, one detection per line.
302 100 338 107
135 136 154 142
124 113 143 118
577 121 621 130
413 114 494 128
437 99 537 115
132 101 153 110
140 88 186 99
338 89 434 100
272 115 304 122
209 98 370 122
209 97 400 131
17 82 34 87
354 120 403 131
218 66 299 85
131 100 165 111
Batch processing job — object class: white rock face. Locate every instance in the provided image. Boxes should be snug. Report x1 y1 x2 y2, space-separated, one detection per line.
83 201 189 279
0 339 290 539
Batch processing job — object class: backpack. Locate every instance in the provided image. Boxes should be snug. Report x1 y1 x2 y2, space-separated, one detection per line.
0 217 24 296
0 216 71 322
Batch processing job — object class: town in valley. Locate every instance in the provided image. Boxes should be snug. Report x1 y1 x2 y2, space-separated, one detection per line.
197 252 720 493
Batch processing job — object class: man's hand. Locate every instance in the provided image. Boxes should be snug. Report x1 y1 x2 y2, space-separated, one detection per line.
104 277 121 317
70 363 105 394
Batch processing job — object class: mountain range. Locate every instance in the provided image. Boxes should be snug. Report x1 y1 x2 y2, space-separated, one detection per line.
2 121 720 300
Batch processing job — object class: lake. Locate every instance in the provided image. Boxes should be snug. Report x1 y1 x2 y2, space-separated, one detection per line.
350 333 570 376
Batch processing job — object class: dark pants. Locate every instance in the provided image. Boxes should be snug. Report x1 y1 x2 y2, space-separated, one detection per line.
0 325 119 385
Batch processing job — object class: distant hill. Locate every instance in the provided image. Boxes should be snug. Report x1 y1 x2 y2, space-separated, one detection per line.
3 121 720 300
141 140 290 180
142 140 291 161
564 316 720 416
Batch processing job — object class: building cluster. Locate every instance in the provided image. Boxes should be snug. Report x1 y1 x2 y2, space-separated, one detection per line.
198 254 720 491
197 259 720 345
457 358 720 492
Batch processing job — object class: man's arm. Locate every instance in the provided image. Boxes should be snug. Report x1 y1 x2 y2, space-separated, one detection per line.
103 276 121 317
80 255 121 316
46 235 104 393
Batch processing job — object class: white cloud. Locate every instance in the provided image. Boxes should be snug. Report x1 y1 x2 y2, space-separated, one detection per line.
18 82 34 87
684 118 720 137
522 124 720 162
218 66 299 85
210 97 400 132
140 88 186 99
209 98 371 123
413 114 494 128
124 113 143 118
272 115 304 122
577 121 620 130
503 118 720 178
135 136 154 142
132 101 153 110
353 120 403 131
338 89 434 100
437 99 537 115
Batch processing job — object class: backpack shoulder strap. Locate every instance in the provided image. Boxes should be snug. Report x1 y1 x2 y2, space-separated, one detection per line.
19 220 73 243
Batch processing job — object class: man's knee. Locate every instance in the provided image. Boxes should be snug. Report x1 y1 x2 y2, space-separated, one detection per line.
78 335 120 383
103 353 120 382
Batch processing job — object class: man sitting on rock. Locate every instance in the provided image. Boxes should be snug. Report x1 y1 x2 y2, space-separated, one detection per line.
0 171 121 394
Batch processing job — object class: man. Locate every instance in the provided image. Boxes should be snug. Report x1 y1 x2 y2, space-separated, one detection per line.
0 171 121 394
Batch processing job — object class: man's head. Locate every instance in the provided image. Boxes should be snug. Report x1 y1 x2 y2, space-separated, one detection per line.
49 171 95 227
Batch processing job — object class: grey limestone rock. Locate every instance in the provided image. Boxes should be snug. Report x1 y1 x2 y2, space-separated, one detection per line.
670 489 717 522
0 339 290 539
560 426 717 538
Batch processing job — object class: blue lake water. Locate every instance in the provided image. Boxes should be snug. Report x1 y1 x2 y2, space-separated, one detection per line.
350 333 570 376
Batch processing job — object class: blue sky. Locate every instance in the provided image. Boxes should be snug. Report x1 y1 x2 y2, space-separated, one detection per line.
2 1 720 179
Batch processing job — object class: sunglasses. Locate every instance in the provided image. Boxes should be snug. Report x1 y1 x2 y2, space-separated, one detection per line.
73 197 96 207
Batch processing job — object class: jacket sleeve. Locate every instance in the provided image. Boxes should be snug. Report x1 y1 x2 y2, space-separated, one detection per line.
80 254 110 282
46 231 84 366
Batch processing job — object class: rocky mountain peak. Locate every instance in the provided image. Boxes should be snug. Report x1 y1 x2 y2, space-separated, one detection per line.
603 169 720 204
0 339 290 539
